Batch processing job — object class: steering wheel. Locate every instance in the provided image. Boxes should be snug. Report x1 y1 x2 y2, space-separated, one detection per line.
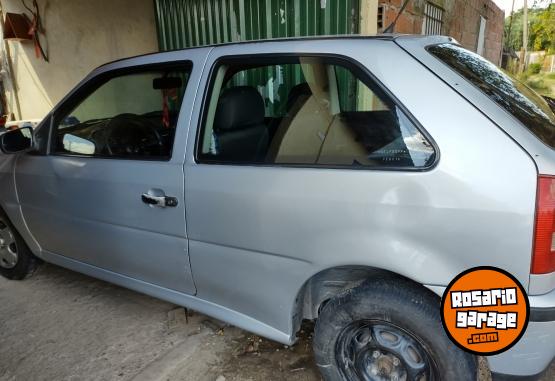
104 114 164 157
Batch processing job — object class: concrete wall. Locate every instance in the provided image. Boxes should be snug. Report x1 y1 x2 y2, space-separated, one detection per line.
378 0 505 65
0 0 158 120
361 0 380 35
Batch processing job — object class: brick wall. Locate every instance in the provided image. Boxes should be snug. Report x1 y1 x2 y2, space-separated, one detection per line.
379 0 424 34
378 0 505 65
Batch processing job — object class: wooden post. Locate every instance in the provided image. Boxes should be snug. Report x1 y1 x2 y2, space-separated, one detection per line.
522 0 528 73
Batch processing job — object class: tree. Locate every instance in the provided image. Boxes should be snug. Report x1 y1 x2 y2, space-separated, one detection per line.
504 2 555 53
530 4 555 52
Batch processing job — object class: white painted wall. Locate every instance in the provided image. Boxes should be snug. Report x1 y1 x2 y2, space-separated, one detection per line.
477 16 487 57
0 0 158 120
360 0 379 36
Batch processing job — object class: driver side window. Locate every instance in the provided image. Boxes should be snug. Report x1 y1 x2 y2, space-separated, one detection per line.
53 65 191 160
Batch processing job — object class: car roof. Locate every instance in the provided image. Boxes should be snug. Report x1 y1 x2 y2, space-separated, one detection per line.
98 34 456 69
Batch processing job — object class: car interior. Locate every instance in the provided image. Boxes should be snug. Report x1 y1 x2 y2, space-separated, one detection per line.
52 60 435 168
55 71 188 159
200 57 435 168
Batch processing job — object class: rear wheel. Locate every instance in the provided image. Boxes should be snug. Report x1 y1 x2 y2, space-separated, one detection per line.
335 320 438 380
313 276 477 381
0 210 38 280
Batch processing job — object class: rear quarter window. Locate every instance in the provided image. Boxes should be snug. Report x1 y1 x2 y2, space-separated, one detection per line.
428 43 555 149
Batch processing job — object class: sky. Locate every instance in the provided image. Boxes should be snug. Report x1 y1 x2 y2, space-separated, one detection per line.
492 0 552 15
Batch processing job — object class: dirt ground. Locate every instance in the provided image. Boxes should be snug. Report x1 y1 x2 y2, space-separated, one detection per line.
0 264 321 381
0 264 552 381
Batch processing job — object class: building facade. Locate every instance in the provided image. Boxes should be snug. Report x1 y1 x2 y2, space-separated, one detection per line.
0 0 157 121
378 0 505 64
0 0 505 121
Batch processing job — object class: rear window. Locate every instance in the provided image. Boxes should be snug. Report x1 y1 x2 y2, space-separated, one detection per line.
428 43 555 148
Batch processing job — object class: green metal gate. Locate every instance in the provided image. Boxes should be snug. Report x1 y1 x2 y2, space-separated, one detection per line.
154 0 361 113
154 0 360 50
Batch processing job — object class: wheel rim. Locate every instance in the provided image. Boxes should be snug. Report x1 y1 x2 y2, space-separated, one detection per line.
336 320 438 381
0 218 18 269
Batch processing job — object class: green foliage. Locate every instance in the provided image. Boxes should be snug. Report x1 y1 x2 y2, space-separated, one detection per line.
525 71 555 96
527 77 548 90
531 4 555 53
529 63 543 74
518 72 530 82
505 3 555 53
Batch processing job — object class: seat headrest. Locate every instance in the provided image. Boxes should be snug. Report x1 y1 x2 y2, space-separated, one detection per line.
214 86 265 131
286 83 312 112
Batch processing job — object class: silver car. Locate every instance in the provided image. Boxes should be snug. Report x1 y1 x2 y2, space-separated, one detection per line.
1 35 554 381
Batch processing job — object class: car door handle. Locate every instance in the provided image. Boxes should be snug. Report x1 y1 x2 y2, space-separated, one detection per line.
141 194 178 208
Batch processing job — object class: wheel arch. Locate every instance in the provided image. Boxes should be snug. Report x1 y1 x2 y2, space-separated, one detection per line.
291 265 442 338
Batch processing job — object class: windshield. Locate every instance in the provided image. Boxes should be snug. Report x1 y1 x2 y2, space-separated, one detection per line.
428 43 555 149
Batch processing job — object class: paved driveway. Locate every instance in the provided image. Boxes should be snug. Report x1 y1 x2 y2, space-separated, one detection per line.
0 264 552 380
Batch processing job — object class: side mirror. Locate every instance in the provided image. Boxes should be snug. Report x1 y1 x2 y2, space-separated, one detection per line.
0 126 34 154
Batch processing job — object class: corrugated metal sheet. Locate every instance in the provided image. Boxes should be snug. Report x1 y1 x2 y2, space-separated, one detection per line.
154 0 360 51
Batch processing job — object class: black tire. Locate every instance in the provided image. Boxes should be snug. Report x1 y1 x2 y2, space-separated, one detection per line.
313 275 477 381
0 209 38 280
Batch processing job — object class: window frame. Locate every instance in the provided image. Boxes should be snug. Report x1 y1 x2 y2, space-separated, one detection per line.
423 2 445 36
377 6 385 31
476 16 487 56
194 53 439 172
48 61 193 162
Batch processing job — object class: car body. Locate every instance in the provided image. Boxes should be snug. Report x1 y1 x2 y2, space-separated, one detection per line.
0 35 554 380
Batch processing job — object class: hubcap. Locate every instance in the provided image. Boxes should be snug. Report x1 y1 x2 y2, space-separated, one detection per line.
336 321 437 381
0 219 18 269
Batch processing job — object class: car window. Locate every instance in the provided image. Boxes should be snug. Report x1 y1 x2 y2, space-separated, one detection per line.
198 56 435 168
53 67 191 159
428 43 555 149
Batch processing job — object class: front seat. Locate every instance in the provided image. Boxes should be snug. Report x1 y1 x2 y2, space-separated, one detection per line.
266 83 313 162
213 86 269 163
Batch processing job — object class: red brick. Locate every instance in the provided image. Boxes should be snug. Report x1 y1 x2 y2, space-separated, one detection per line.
394 14 416 34
377 0 504 62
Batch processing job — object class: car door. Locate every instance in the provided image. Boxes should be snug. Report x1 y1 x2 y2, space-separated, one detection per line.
14 55 206 295
183 42 439 334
